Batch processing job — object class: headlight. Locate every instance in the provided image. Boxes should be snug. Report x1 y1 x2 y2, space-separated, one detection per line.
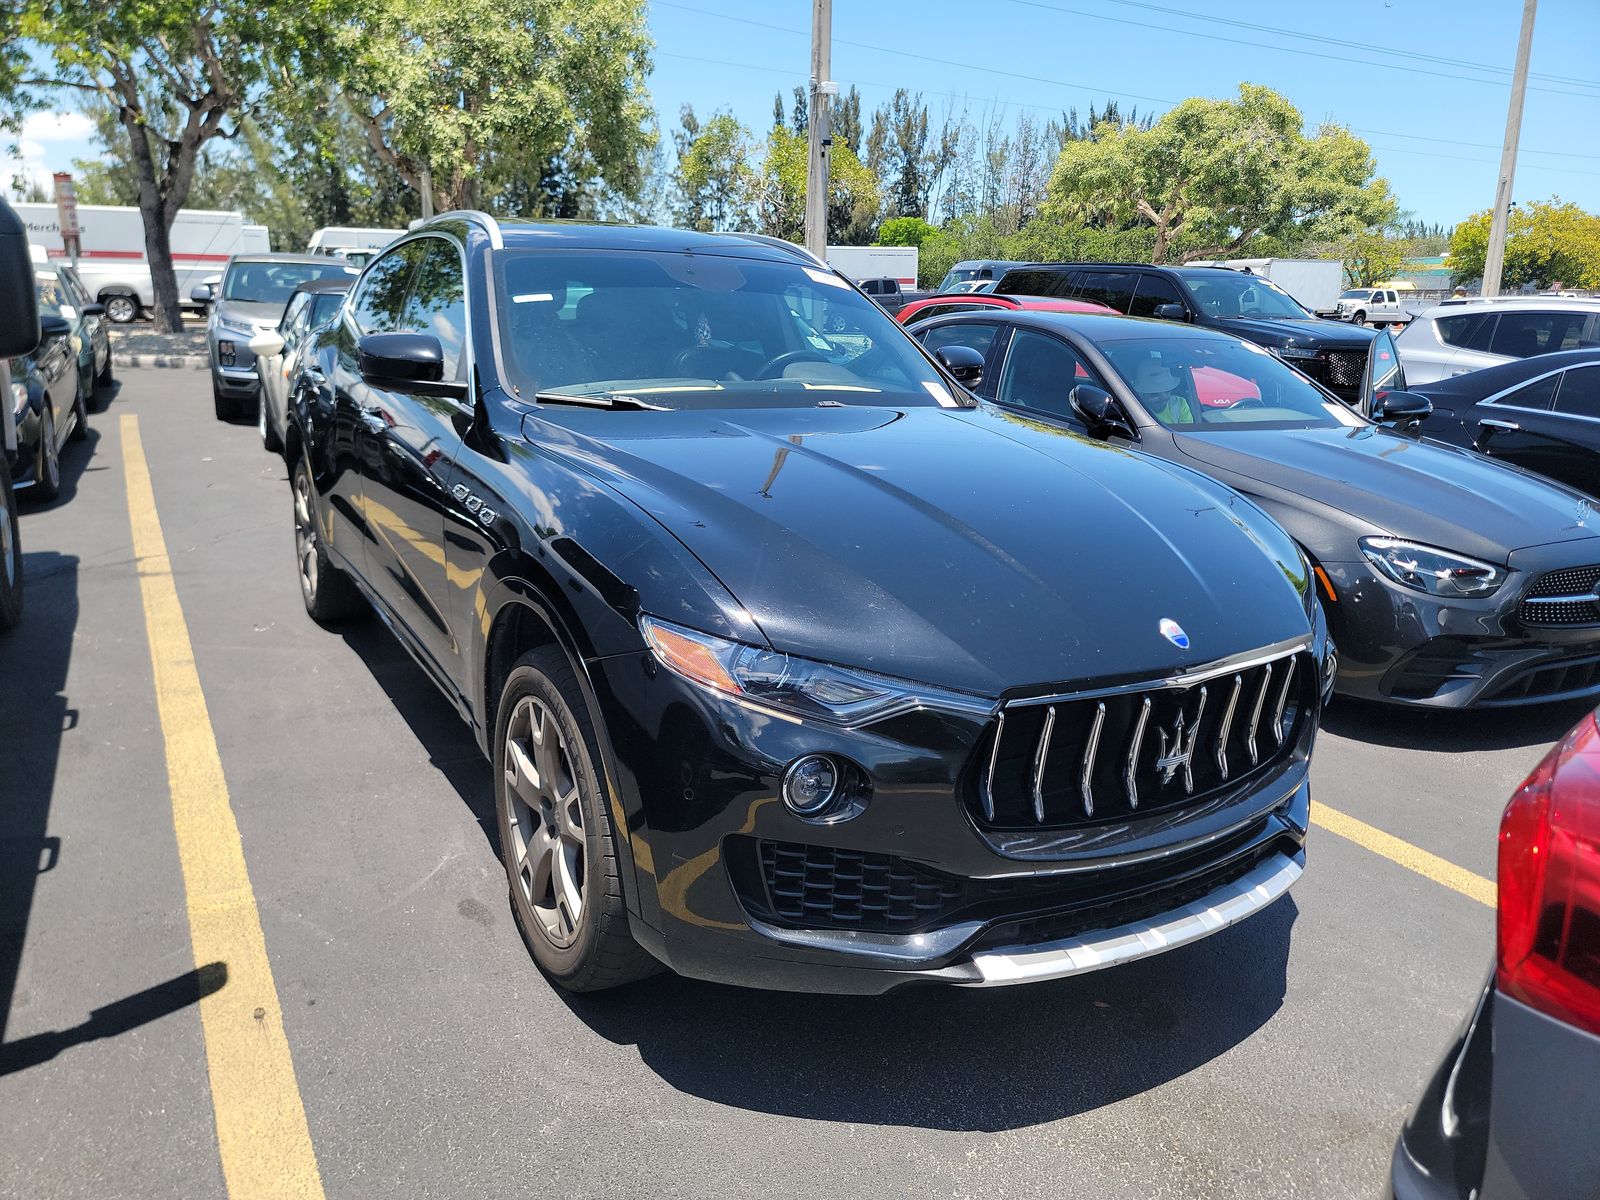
1359 537 1503 597
1276 346 1319 361
640 615 987 725
214 317 255 338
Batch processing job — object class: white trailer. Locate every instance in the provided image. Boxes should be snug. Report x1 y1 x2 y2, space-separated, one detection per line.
1192 258 1345 317
14 202 259 321
307 227 405 260
825 244 919 288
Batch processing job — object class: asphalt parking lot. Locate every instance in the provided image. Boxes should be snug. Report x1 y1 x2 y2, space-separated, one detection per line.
3 368 1593 1199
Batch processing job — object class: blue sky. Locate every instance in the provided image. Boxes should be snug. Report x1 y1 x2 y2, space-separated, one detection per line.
9 0 1599 227
646 0 1600 227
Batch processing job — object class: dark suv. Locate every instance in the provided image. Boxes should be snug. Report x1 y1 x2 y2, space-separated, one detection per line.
284 213 1332 994
996 263 1379 405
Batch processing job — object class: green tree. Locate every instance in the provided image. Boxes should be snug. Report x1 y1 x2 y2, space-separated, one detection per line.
17 2 311 328
324 0 653 214
675 109 755 232
1340 230 1411 287
753 124 875 243
868 89 957 220
876 215 936 248
1448 198 1600 290
1043 84 1397 264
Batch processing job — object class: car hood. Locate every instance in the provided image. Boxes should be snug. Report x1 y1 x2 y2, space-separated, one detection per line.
531 403 1312 696
1215 316 1374 350
1174 426 1600 561
214 299 284 328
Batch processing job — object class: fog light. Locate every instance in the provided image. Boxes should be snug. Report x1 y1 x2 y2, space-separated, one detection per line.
783 755 840 816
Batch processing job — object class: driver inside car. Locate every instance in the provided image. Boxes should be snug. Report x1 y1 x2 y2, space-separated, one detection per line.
1131 358 1197 424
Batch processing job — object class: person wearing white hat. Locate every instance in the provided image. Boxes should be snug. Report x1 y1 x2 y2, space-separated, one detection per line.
1130 357 1196 424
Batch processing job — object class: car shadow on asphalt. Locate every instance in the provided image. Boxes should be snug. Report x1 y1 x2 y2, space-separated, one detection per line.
91 378 122 415
557 898 1296 1131
330 615 1298 1130
19 421 106 514
1322 693 1594 753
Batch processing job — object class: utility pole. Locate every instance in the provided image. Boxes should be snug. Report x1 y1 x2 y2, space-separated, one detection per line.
1482 0 1537 297
804 0 833 260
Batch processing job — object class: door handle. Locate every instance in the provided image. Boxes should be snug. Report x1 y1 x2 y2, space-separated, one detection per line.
1478 418 1520 432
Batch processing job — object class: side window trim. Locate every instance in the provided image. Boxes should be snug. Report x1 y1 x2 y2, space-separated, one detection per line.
1482 366 1570 414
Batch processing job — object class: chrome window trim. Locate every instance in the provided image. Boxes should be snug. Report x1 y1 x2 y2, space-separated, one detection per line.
1482 364 1600 422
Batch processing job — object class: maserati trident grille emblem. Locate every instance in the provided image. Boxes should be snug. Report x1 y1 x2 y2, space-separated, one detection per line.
1154 688 1207 792
1160 618 1189 649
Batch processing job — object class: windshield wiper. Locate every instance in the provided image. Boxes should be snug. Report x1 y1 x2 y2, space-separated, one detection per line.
532 391 669 412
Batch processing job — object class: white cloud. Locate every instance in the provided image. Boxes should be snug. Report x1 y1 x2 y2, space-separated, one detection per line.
22 111 96 142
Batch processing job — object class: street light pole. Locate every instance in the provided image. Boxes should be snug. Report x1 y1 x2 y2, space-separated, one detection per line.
804 0 833 260
1482 0 1537 297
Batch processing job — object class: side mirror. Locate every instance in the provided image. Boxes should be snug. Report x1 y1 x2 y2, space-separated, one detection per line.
357 332 464 397
1069 383 1136 437
1374 390 1432 424
249 330 285 359
39 315 72 340
0 198 40 357
934 343 984 386
190 284 214 304
81 302 105 317
1152 303 1188 322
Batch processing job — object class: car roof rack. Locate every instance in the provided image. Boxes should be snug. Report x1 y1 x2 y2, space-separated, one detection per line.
411 210 505 249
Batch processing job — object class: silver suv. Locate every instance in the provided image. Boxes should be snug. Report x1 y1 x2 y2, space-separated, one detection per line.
1395 297 1600 384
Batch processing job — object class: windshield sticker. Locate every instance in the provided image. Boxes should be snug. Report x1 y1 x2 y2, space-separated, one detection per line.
923 380 959 408
804 267 850 290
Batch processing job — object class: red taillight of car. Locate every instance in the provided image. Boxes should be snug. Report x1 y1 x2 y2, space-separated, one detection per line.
1497 711 1600 1037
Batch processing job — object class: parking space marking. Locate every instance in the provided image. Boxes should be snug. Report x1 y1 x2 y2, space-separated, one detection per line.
1311 800 1495 908
121 415 325 1200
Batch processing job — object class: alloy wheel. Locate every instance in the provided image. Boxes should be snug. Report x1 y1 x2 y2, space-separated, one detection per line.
258 396 268 443
502 695 586 948
41 410 59 491
293 468 318 604
105 295 136 323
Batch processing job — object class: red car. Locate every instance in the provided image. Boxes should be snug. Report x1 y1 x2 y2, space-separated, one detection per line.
896 293 1115 326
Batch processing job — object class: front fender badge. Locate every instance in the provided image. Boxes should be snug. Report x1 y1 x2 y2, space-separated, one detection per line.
1160 618 1190 650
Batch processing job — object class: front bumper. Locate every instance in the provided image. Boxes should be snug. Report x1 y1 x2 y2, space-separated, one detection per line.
586 630 1325 994
1319 554 1600 707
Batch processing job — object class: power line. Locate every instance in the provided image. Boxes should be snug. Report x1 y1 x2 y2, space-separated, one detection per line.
1352 126 1600 162
994 0 1600 99
1097 0 1600 90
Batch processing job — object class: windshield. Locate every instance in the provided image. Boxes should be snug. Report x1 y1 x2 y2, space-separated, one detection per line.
937 268 982 292
494 249 958 409
1102 337 1365 432
1176 271 1307 320
1339 289 1373 300
223 260 359 305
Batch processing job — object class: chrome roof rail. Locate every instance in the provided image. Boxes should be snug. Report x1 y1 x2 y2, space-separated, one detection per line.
420 209 505 250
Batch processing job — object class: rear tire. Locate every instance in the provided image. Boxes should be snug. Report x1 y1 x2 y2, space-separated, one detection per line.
96 353 114 389
0 454 22 632
103 294 138 324
291 458 365 624
495 646 659 992
259 392 282 453
32 405 61 503
69 385 89 442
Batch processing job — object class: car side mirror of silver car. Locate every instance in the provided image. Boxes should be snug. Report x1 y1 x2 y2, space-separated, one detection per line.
190 284 214 304
1070 384 1136 438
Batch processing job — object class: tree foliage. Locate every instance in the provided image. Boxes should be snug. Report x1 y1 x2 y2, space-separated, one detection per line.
673 107 755 232
1340 230 1411 287
877 216 936 248
1448 198 1600 290
1043 83 1398 263
323 0 653 214
753 124 875 243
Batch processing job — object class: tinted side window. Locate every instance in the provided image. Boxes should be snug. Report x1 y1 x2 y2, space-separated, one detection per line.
1076 271 1134 313
1437 313 1493 349
1489 311 1571 359
1128 274 1186 319
350 242 426 334
1555 367 1600 419
1489 373 1559 412
907 303 978 325
401 239 468 380
995 268 1073 298
920 321 999 359
995 329 1098 420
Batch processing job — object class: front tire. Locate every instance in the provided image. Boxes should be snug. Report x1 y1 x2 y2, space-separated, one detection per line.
0 453 22 631
495 647 657 992
291 459 365 624
32 405 61 502
1352 309 1367 325
69 384 89 443
96 352 114 390
259 393 282 453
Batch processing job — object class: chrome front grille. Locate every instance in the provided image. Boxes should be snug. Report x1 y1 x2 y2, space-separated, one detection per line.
1521 565 1600 627
973 649 1313 830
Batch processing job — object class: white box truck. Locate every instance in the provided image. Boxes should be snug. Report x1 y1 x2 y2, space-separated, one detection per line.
15 202 260 322
1189 258 1345 317
826 245 919 288
307 226 405 265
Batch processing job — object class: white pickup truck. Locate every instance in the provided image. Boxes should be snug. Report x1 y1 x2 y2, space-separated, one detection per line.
1334 287 1426 329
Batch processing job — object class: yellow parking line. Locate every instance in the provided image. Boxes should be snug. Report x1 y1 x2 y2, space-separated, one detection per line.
1311 800 1496 908
121 415 324 1199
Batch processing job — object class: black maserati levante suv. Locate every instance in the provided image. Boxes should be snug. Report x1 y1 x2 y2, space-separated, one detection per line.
284 214 1332 993
913 310 1600 709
